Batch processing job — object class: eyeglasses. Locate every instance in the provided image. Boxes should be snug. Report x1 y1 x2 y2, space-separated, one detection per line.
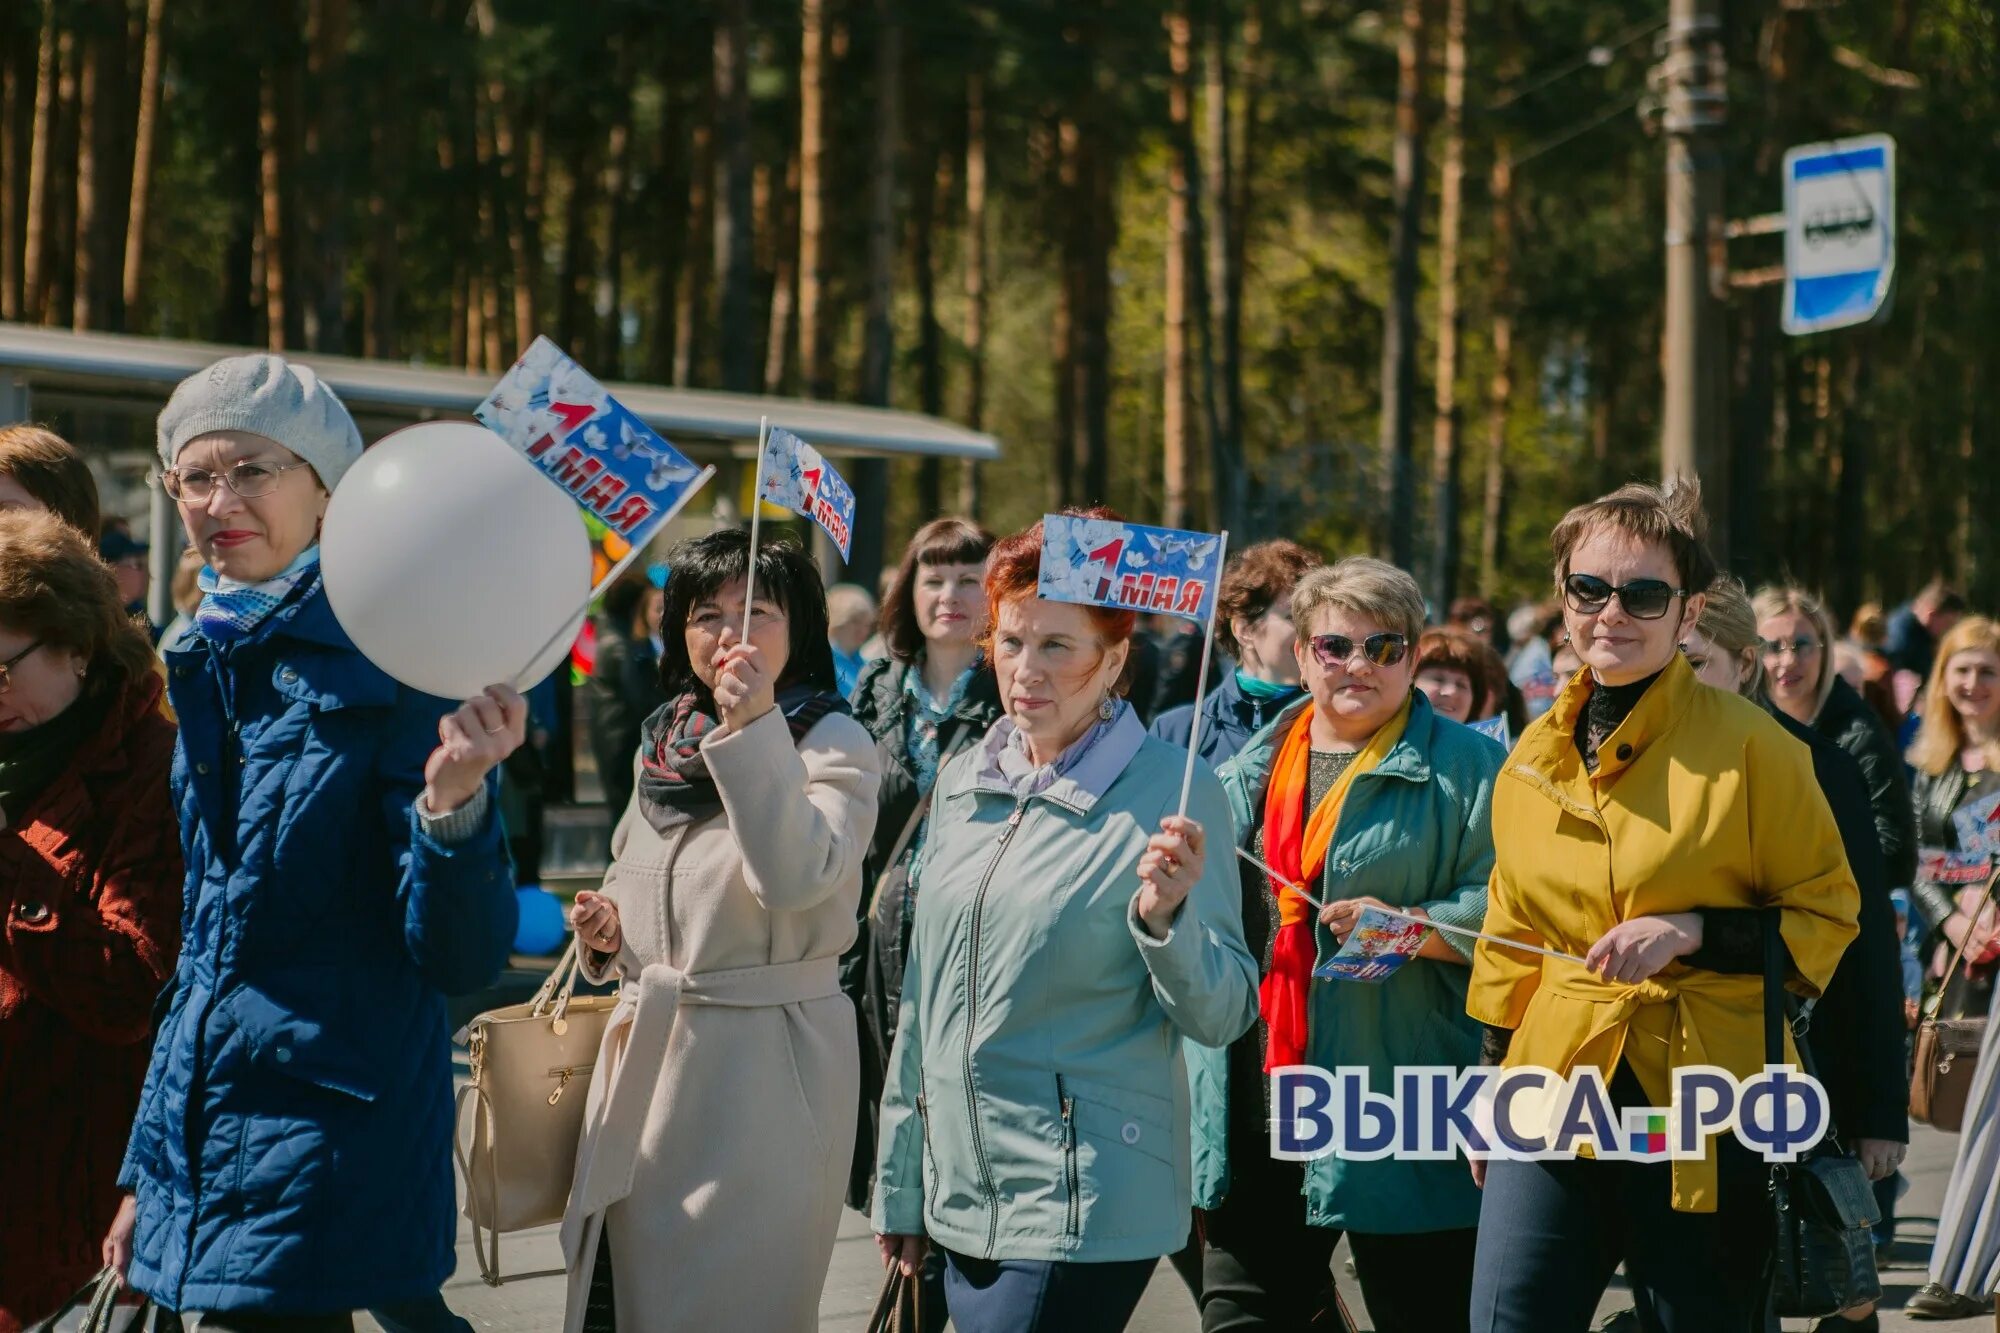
162 460 312 502
1562 573 1688 621
1760 636 1822 660
0 639 43 693
1310 632 1409 670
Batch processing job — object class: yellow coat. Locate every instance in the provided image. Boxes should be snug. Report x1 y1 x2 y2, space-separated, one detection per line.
1467 653 1859 1211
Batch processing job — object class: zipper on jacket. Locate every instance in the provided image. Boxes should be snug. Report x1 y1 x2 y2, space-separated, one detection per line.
962 797 1030 1254
1058 1076 1080 1239
916 1091 941 1195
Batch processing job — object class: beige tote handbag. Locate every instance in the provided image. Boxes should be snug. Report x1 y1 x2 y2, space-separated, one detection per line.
455 938 620 1284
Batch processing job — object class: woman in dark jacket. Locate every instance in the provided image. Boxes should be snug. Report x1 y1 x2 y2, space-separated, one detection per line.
0 513 180 1333
1758 584 1919 889
106 355 525 1331
587 574 668 832
1684 578 1908 1333
846 519 1001 1204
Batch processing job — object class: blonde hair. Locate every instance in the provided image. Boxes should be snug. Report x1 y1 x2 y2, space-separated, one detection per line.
1550 478 1717 593
1695 576 1766 698
1292 557 1427 646
1909 615 2000 777
1752 584 1839 719
825 582 877 629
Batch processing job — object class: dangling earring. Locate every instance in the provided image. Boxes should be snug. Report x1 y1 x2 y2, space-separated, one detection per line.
1097 693 1116 723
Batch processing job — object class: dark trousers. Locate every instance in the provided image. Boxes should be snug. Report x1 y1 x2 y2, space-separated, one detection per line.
1469 1137 1775 1333
195 1317 353 1332
1200 1152 1477 1333
368 1294 476 1333
939 1248 1156 1333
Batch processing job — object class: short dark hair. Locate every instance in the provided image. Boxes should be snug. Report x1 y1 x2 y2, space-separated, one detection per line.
0 425 101 537
599 573 648 629
0 509 154 698
1215 539 1322 660
881 516 995 662
1550 477 1717 595
656 528 836 699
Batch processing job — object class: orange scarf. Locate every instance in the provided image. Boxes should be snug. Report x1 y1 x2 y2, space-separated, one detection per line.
1258 697 1410 1069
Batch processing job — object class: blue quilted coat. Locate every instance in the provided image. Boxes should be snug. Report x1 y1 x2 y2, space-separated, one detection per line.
118 586 516 1313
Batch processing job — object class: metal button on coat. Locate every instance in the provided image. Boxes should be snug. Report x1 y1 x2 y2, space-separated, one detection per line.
196 762 210 774
16 901 49 925
1121 1122 1141 1145
275 1047 293 1064
280 668 299 685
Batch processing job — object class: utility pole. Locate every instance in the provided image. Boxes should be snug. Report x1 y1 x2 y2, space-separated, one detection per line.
1657 0 1729 555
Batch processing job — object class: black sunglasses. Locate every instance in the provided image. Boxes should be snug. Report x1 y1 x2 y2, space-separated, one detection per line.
1562 573 1688 621
1309 632 1409 669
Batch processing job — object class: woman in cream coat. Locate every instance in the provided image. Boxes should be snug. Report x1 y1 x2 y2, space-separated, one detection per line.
563 529 880 1333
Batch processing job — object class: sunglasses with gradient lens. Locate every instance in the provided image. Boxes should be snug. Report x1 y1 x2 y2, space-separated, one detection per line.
1309 632 1409 670
1561 573 1686 621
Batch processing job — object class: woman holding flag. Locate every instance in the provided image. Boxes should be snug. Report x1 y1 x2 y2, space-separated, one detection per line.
1192 556 1503 1333
1466 481 1859 1333
872 509 1256 1333
560 528 879 1333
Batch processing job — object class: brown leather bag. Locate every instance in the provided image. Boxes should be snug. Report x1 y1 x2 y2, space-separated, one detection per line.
1911 865 1999 1132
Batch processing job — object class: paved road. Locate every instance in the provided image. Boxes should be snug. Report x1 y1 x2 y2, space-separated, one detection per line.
363 1114 1990 1331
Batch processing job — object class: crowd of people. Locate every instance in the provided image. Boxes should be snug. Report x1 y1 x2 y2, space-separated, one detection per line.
1 362 1998 1333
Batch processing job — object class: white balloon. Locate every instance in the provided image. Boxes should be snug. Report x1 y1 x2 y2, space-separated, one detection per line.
322 421 591 700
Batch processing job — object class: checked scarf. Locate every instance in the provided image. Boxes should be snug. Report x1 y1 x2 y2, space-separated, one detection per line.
636 682 850 833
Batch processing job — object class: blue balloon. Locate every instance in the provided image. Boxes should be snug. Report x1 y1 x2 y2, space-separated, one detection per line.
513 886 568 956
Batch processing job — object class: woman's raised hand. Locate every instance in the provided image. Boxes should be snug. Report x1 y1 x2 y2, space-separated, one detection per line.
423 685 528 814
1137 816 1206 939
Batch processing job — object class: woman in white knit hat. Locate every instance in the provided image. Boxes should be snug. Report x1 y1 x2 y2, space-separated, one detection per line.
104 355 526 1332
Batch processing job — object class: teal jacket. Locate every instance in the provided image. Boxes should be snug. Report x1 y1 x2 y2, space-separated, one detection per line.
872 708 1258 1262
1193 690 1503 1234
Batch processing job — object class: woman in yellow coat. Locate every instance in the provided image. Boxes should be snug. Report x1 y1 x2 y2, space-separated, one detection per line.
1465 480 1859 1333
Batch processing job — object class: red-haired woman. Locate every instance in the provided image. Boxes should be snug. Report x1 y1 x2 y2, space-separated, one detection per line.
872 510 1257 1333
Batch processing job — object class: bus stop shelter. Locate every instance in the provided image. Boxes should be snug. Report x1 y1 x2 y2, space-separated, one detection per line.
0 321 1001 623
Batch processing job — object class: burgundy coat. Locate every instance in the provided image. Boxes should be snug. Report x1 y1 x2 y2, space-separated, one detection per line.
0 672 180 1332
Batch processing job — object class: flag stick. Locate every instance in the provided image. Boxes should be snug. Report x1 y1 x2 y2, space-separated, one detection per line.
510 465 718 691
742 415 771 643
1176 530 1231 820
1230 844 1589 966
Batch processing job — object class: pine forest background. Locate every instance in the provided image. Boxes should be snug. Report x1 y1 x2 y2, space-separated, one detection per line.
1 0 1995 611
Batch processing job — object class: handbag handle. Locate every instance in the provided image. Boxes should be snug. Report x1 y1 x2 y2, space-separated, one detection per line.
529 937 584 1022
1922 857 2000 1022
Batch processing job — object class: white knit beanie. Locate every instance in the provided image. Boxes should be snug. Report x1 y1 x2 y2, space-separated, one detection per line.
157 354 364 491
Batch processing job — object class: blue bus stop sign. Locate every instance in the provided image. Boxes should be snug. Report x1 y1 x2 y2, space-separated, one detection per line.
1783 134 1895 336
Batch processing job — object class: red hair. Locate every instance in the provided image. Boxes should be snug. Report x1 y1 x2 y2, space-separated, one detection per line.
985 508 1139 690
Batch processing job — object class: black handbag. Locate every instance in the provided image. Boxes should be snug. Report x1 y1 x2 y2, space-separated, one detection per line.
1763 915 1884 1319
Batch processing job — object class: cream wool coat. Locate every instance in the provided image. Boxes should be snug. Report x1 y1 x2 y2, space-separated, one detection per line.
559 706 880 1333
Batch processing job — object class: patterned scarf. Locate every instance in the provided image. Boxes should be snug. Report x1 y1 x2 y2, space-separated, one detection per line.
195 545 321 643
636 682 850 832
1257 695 1410 1071
976 698 1129 799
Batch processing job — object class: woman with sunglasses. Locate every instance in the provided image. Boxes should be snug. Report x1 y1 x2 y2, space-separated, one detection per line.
1756 584 1918 893
107 356 525 1333
1679 579 1909 1333
1467 481 1859 1333
1192 557 1503 1333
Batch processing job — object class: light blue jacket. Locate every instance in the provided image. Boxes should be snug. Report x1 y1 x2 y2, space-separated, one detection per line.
873 708 1258 1261
1193 690 1503 1233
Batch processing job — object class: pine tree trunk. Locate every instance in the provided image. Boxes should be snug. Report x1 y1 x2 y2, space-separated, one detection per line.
258 71 287 349
1478 143 1516 598
1077 132 1114 507
673 110 712 387
1376 0 1427 567
797 0 830 399
70 6 98 330
1053 116 1081 510
1201 0 1236 462
2 48 18 321
764 148 799 394
957 71 988 516
859 0 900 409
22 0 56 322
713 0 755 392
1163 10 1194 530
46 28 74 327
600 76 634 373
120 0 165 319
1426 0 1466 611
912 146 944 516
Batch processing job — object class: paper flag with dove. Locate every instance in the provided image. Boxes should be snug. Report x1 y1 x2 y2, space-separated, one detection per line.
757 425 856 560
1038 514 1222 623
475 336 711 553
1313 907 1431 984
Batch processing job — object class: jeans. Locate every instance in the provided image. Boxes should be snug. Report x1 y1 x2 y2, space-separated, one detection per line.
367 1294 475 1333
939 1249 1156 1333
